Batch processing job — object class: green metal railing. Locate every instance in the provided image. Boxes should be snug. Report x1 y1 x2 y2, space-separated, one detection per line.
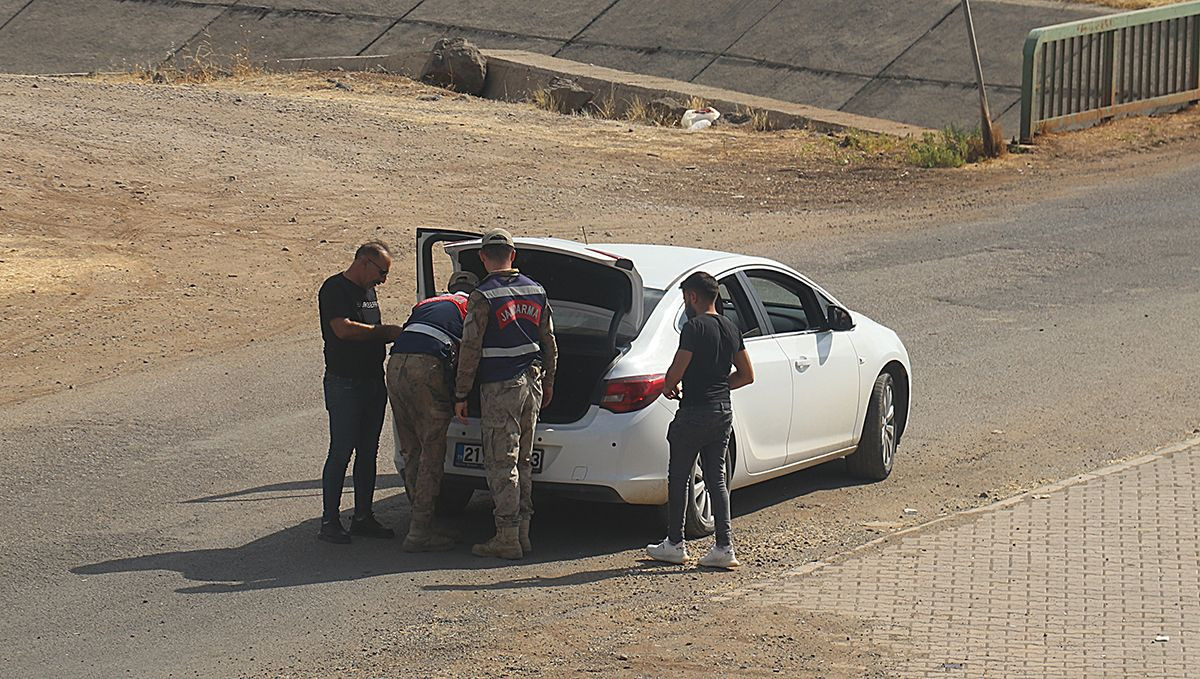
1020 1 1200 143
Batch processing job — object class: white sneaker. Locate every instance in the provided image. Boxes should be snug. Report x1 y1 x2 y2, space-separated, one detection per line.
698 544 741 569
646 538 687 564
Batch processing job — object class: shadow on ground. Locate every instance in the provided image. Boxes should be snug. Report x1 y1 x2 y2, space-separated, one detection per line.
72 459 864 593
182 473 405 503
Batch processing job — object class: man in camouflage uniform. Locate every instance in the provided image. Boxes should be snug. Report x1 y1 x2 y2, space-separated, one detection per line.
387 270 479 552
454 228 557 560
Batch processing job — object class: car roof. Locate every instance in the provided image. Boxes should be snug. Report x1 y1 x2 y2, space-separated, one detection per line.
514 239 759 290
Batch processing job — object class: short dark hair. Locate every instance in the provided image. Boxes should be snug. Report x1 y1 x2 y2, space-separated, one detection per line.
480 243 515 262
680 271 719 303
355 240 391 260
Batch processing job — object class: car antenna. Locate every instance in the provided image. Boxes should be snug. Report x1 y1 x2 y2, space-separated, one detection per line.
579 224 590 245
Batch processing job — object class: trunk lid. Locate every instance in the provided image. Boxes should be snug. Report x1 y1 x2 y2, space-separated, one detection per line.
417 228 645 348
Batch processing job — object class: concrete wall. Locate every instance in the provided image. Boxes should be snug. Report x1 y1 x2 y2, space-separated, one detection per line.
0 0 1109 130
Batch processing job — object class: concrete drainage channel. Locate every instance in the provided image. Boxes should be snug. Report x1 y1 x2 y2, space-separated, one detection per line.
268 44 932 139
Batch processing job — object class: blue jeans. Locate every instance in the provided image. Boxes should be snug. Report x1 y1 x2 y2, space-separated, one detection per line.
666 404 734 547
321 372 387 522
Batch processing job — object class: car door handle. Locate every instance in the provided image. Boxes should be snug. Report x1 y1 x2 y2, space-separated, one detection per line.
794 357 811 371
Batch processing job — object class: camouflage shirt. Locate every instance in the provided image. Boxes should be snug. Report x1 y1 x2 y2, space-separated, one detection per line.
454 268 557 400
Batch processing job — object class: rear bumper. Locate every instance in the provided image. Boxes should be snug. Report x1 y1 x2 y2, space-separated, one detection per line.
440 475 628 504
394 400 675 505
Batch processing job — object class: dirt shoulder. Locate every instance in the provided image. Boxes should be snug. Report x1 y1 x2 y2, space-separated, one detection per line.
1070 0 1177 9
1 70 1199 406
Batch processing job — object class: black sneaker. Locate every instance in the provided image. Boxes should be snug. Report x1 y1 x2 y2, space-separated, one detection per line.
318 519 351 544
349 513 395 539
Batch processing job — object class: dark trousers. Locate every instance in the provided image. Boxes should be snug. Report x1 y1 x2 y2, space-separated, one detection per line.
666 404 734 547
321 372 387 522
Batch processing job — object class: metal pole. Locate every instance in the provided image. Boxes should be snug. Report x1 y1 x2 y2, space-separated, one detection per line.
961 0 998 156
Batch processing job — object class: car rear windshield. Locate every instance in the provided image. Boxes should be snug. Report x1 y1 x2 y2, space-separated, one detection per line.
643 288 665 319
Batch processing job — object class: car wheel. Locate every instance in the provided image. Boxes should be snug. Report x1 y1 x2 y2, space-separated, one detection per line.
434 484 474 517
683 443 733 539
846 371 896 481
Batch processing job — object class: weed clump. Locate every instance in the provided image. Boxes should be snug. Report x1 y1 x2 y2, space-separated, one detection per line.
132 41 260 85
907 127 986 168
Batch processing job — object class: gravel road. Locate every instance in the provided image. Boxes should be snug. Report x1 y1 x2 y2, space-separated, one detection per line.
1 73 1198 677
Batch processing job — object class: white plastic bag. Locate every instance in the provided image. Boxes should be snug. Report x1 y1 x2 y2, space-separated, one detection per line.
681 107 720 130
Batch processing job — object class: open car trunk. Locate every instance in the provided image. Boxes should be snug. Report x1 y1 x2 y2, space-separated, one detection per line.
537 336 617 424
417 229 645 425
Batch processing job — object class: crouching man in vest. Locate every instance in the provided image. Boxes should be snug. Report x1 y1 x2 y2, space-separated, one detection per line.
454 228 557 559
387 270 479 552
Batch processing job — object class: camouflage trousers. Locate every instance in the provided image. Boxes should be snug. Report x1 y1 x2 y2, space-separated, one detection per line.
480 364 542 528
386 353 454 522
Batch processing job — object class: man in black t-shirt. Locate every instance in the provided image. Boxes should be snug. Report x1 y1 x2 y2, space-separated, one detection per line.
647 271 754 569
317 241 403 544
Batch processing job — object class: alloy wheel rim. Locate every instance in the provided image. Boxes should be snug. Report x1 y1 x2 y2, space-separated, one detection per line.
881 382 896 469
692 458 712 523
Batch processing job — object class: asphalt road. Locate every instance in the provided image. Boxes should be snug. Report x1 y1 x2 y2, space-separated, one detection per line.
3 156 1199 677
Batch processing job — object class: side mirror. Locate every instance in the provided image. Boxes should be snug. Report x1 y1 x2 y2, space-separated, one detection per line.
827 306 855 331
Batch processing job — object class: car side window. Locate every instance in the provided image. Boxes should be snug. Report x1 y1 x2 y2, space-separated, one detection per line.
717 276 762 338
814 291 832 325
745 271 822 334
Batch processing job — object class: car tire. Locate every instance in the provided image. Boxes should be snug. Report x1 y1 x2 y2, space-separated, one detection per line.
434 484 474 517
683 442 733 539
846 371 897 481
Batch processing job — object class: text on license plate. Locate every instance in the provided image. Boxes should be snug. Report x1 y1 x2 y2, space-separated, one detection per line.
454 443 544 474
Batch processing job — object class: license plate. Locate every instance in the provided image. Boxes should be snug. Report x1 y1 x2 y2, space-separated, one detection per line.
454 442 544 474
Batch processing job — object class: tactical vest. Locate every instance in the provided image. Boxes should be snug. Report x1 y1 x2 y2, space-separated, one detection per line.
391 292 469 358
477 272 546 383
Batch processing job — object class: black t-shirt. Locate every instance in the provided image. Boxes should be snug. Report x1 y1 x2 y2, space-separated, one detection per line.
678 313 744 408
319 273 385 378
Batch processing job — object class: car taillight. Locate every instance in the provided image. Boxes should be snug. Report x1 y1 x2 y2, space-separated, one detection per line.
600 374 666 414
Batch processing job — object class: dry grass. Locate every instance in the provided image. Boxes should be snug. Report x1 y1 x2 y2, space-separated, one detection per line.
591 94 617 119
619 96 674 126
530 88 554 112
129 40 261 84
1069 0 1179 8
623 96 651 123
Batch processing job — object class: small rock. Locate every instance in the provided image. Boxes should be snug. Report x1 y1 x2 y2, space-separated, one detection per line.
724 111 752 125
281 246 290 252
902 508 918 516
417 94 441 102
1154 635 1170 643
545 76 594 114
646 96 688 122
421 37 487 96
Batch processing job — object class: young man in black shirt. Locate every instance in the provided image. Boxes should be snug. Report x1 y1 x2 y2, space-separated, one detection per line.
317 241 404 544
648 271 754 568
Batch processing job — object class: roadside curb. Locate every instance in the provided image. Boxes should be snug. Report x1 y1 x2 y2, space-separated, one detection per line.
480 50 932 138
715 434 1200 600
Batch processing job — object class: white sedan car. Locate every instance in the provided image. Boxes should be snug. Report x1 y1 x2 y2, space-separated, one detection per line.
396 228 912 537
